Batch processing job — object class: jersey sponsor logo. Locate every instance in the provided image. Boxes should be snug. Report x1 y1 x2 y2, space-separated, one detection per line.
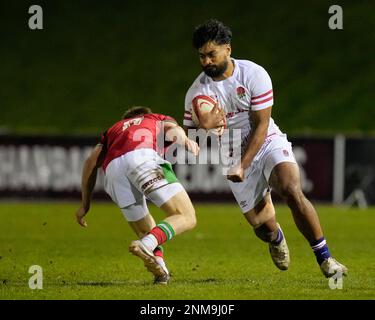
141 175 164 192
236 86 246 99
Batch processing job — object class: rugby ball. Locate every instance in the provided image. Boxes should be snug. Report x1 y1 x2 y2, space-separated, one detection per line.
191 95 226 135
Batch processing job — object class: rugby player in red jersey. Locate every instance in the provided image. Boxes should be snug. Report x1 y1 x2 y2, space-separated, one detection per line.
75 106 199 284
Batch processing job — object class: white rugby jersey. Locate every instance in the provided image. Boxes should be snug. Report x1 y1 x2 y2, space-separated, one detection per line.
184 58 283 138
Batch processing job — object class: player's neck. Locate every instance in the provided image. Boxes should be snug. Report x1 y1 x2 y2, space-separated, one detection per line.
212 59 234 81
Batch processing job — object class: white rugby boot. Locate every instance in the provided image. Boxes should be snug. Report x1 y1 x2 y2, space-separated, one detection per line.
129 240 168 279
268 224 290 270
153 257 171 285
320 257 348 278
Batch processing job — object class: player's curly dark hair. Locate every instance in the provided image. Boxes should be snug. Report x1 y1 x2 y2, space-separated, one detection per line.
122 106 152 119
192 19 232 49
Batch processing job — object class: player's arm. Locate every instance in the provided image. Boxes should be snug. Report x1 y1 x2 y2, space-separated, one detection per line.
164 121 199 156
227 107 271 182
75 144 105 227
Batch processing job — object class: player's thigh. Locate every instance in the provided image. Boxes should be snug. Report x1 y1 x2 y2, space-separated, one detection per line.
244 192 275 228
120 194 150 223
123 149 195 218
104 156 143 209
123 149 184 205
269 162 302 197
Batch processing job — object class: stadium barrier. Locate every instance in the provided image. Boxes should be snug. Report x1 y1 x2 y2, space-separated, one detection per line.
0 135 373 205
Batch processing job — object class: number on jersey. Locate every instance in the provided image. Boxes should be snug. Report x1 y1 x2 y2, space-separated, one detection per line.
122 117 144 131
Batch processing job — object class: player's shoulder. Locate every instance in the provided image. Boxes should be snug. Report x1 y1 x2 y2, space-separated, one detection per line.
109 118 125 130
234 58 266 76
186 72 209 95
234 58 271 86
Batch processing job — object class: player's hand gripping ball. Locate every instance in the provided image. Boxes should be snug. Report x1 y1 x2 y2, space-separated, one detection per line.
191 95 226 136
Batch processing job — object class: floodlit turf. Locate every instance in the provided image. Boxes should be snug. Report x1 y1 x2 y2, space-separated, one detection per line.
0 202 374 300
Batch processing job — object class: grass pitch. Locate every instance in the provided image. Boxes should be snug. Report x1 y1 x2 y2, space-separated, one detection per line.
0 202 374 300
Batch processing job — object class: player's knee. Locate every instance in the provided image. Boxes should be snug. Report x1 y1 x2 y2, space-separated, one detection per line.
245 204 275 228
167 202 196 231
179 199 196 230
185 208 197 231
247 214 265 228
279 183 303 203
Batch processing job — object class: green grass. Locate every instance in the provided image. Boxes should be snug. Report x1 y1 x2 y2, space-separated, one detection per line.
0 202 374 300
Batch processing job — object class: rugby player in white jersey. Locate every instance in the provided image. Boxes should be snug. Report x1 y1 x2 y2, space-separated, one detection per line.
183 19 347 278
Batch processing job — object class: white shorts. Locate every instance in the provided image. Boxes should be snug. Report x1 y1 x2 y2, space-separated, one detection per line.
104 148 184 221
228 133 297 213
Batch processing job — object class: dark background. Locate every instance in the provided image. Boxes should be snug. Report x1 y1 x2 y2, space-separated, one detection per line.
345 138 375 204
1 0 374 135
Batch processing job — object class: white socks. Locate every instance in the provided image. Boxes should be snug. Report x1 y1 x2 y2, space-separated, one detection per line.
140 234 158 252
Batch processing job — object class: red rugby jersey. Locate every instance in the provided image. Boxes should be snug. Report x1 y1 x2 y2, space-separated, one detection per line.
100 113 176 171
